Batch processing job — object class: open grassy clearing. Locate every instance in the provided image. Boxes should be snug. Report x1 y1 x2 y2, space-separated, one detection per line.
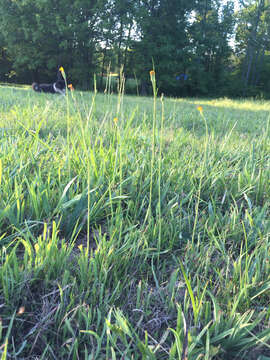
0 84 270 359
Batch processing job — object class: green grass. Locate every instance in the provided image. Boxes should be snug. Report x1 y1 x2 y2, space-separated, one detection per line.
0 83 270 359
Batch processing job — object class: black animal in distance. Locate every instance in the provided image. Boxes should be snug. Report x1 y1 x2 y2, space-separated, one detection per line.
32 70 66 95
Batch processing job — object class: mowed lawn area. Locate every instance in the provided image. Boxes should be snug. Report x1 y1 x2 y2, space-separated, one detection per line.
0 84 270 359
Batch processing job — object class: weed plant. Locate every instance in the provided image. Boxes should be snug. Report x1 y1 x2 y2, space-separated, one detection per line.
0 83 270 359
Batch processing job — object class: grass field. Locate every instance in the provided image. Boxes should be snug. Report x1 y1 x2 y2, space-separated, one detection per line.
0 82 270 359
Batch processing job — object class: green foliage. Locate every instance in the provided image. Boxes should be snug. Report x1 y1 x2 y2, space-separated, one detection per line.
130 0 196 96
235 0 270 96
0 34 11 83
0 0 244 96
0 0 107 85
188 0 235 96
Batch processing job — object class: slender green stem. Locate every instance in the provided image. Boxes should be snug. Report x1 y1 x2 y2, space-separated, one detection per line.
192 109 208 245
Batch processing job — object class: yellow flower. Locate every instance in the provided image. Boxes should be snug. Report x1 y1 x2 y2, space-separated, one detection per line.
149 70 155 77
197 106 203 114
59 66 65 76
78 244 83 252
68 84 74 91
113 117 118 125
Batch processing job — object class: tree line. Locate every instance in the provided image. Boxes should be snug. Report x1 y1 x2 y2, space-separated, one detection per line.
0 0 270 98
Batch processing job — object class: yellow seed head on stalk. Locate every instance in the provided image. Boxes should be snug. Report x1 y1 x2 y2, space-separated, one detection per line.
59 66 65 78
17 306 25 315
197 106 203 115
78 244 83 252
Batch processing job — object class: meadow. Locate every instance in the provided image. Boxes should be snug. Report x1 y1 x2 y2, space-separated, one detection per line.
0 82 270 359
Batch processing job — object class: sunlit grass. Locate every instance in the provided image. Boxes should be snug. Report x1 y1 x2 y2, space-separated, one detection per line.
179 97 270 111
0 85 270 359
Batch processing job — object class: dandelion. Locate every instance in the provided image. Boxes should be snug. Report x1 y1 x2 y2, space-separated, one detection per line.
113 117 118 125
149 70 155 77
197 106 203 115
68 84 74 91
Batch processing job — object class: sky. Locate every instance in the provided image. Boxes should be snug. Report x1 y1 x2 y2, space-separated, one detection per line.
223 0 240 11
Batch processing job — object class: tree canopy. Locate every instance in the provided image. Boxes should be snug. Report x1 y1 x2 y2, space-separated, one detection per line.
0 0 270 97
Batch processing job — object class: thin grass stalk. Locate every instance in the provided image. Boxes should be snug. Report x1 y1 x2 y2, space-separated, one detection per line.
1 339 8 360
111 73 125 239
117 66 125 115
116 67 125 198
60 67 71 178
0 158 2 186
104 63 111 95
144 69 157 225
192 106 209 245
76 80 97 250
242 220 249 298
158 93 164 259
86 77 98 252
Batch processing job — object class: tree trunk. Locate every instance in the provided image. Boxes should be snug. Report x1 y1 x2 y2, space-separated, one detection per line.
242 0 265 95
99 47 107 90
122 22 133 75
255 45 266 86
